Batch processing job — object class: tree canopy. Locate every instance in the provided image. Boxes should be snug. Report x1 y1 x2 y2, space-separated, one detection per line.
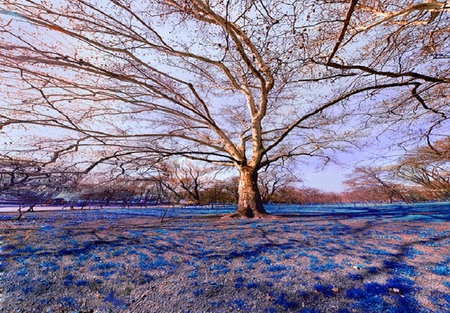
0 0 449 217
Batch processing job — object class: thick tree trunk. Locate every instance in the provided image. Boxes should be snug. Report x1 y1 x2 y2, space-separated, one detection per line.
229 167 269 218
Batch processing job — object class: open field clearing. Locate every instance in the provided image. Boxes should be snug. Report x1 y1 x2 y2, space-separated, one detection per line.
1 203 450 312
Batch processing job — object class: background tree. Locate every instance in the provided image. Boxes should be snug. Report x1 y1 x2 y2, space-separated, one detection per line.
0 156 81 218
201 179 236 206
394 137 450 199
258 168 298 204
0 1 448 217
76 178 149 207
267 186 341 204
136 160 215 205
344 166 409 203
222 176 240 204
169 161 215 205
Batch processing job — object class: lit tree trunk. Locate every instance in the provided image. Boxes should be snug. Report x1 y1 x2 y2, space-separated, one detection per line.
230 166 269 218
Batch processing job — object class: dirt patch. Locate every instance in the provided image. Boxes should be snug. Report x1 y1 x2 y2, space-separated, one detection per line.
1 207 450 312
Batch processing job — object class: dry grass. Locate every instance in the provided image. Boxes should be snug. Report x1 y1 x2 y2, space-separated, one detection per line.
1 204 450 312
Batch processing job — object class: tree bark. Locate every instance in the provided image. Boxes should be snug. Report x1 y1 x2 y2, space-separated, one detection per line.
229 167 269 218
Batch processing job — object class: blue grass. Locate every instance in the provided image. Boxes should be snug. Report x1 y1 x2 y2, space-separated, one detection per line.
63 273 74 286
310 262 340 273
136 273 153 284
364 282 388 295
88 261 116 273
100 271 116 278
75 279 88 286
267 264 287 272
368 248 393 256
234 276 244 289
37 278 50 287
21 286 33 294
39 225 55 231
383 260 417 277
16 245 42 255
346 281 416 313
56 248 76 257
231 299 248 310
298 251 308 257
301 309 321 313
429 295 445 308
39 261 60 274
103 290 127 309
209 264 229 276
260 256 272 265
209 301 222 308
443 294 450 304
418 229 436 238
245 282 258 289
314 284 334 297
269 273 286 280
348 273 362 281
90 253 101 262
386 276 415 294
424 241 441 247
404 248 424 259
274 293 298 310
240 241 249 248
431 264 450 276
346 288 365 299
246 257 258 270
387 294 422 313
58 296 78 309
354 296 389 313
341 258 352 267
111 248 126 257
139 256 175 271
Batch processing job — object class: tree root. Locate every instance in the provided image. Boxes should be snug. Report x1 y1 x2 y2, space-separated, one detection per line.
222 211 275 219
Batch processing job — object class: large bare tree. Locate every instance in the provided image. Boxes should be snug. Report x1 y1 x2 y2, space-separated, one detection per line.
0 1 448 217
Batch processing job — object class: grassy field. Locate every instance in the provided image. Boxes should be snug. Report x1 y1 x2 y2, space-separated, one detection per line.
1 203 450 312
